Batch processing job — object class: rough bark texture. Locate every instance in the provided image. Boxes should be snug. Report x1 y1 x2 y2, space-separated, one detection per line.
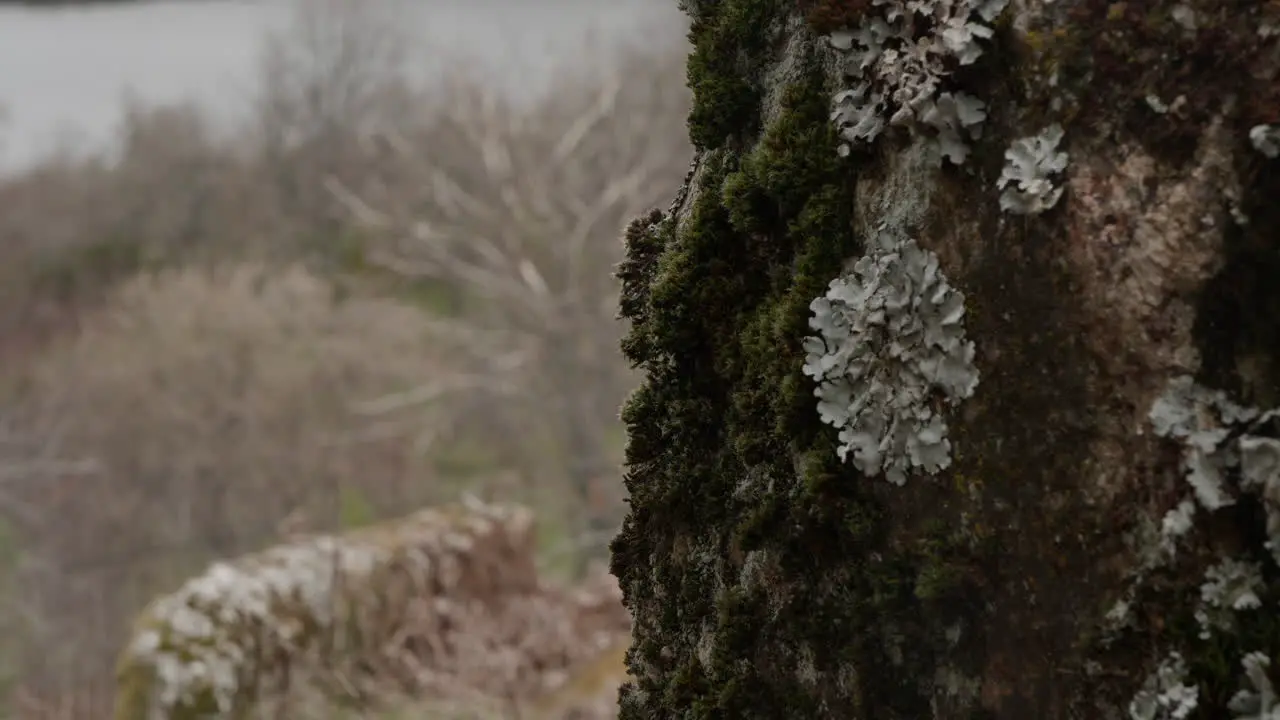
611 1 1280 718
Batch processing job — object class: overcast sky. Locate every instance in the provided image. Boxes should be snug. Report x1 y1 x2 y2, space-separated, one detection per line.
0 0 684 172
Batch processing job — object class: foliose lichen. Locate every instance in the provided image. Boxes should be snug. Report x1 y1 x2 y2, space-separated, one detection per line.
1149 376 1280 524
824 0 1008 164
1241 435 1280 556
801 223 979 484
1119 376 1280 718
1250 124 1280 159
1129 651 1199 720
613 24 900 713
1195 557 1264 640
1229 652 1280 720
997 123 1070 215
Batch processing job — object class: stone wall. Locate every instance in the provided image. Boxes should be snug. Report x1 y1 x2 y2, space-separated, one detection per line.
114 500 630 719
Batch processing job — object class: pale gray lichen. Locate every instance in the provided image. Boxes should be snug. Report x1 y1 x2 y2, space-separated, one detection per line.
1159 498 1198 560
1149 377 1280 548
1149 375 1257 512
1121 381 1280 720
1241 435 1280 562
1145 94 1188 116
1105 596 1135 632
826 0 1007 164
802 224 979 485
1129 652 1199 720
1171 5 1199 32
1230 653 1280 720
997 124 1070 214
1250 124 1280 159
1196 557 1265 639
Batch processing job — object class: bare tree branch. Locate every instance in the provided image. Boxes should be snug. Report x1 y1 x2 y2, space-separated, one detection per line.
328 35 693 570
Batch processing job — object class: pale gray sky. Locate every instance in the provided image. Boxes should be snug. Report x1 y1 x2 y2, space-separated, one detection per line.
0 0 684 172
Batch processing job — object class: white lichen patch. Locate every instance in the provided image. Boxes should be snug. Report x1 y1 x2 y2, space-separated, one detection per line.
1128 378 1280 718
826 0 1008 164
1159 498 1198 559
1149 375 1259 514
1170 5 1199 33
114 501 539 719
802 224 979 484
1250 124 1280 159
1230 652 1280 720
997 124 1069 214
1148 377 1280 550
1129 651 1199 720
1196 557 1265 639
1241 435 1280 562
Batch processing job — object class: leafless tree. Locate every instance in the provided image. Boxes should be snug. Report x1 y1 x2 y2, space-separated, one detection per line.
0 405 106 711
253 0 408 148
329 36 693 569
1 264 451 714
249 0 414 248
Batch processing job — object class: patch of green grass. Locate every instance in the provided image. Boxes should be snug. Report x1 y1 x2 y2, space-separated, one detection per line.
337 485 379 529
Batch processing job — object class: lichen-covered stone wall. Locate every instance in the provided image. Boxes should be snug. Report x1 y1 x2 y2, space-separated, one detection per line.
114 500 631 719
612 0 1280 717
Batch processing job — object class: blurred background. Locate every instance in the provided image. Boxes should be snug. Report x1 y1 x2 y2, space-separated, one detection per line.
0 0 692 716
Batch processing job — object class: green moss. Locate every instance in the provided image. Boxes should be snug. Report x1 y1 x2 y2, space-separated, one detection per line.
684 0 784 151
623 0 1280 716
617 209 669 367
911 519 975 602
613 32 951 716
337 485 378 529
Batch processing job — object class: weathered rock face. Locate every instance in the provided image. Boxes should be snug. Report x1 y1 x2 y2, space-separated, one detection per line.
611 0 1280 718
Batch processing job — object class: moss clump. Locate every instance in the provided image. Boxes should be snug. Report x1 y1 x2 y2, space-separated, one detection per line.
613 19 955 713
622 0 1280 716
684 0 784 151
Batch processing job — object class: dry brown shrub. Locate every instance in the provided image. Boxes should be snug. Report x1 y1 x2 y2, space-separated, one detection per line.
0 3 689 714
331 37 693 561
6 263 453 711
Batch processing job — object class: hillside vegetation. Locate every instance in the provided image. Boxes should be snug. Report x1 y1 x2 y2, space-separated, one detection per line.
0 1 691 716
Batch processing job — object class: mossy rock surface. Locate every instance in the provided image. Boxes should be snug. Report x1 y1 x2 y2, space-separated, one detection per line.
612 0 1280 717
